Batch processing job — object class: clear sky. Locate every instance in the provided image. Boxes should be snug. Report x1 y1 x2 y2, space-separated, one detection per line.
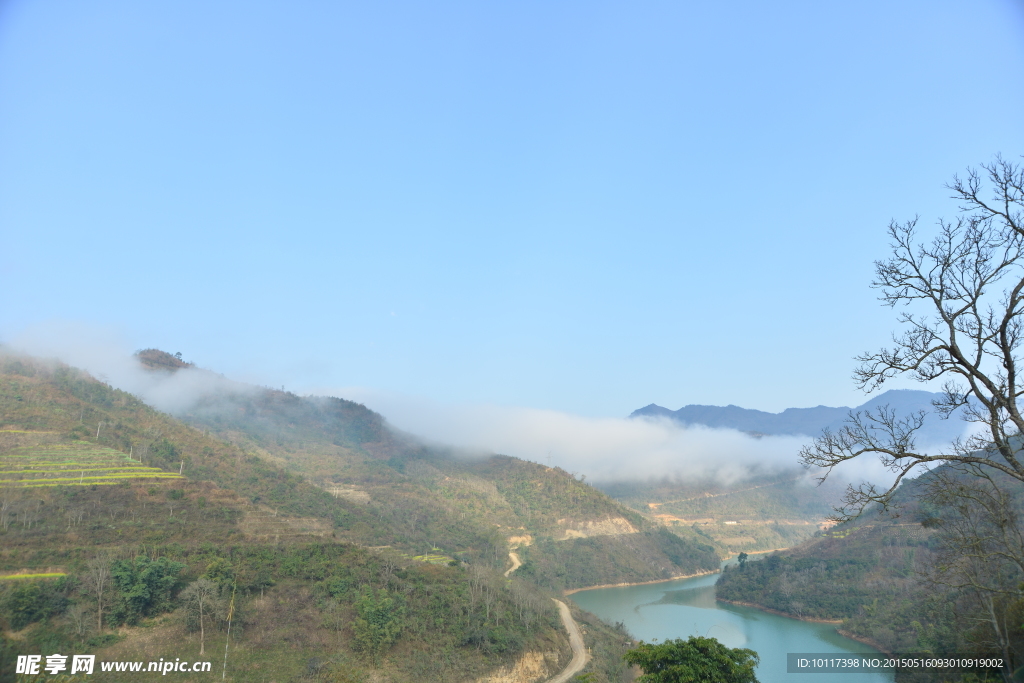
3 0 1024 417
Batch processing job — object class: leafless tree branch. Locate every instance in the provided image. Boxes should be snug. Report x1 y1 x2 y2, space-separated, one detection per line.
800 156 1024 521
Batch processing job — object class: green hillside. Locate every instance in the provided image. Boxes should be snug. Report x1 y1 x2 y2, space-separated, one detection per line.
145 350 721 590
0 351 716 682
715 469 1024 670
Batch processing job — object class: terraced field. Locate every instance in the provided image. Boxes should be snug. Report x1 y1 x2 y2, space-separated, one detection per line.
0 440 184 488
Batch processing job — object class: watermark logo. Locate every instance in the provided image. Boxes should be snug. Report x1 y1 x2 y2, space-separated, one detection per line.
15 654 210 675
16 655 95 676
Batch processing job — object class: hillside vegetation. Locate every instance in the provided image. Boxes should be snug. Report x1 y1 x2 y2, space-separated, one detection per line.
0 351 716 682
715 471 1024 673
140 349 720 590
0 437 183 488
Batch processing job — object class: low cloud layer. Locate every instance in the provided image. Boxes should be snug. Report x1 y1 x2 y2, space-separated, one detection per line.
7 321 940 488
323 387 859 485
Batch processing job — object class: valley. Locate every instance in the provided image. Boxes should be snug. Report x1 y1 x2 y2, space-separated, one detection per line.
598 472 843 554
4 348 995 682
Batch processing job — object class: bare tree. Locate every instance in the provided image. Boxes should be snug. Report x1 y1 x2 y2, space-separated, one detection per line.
919 465 1024 677
82 557 112 632
66 506 85 529
67 603 91 637
1 492 16 532
378 558 398 589
181 578 219 656
801 156 1024 520
19 499 43 530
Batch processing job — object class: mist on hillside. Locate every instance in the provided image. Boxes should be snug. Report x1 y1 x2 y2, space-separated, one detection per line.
321 387 913 487
5 320 963 489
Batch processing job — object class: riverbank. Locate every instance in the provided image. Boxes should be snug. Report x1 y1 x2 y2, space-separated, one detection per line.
836 629 892 655
719 547 790 564
715 598 842 624
732 546 790 556
563 569 719 596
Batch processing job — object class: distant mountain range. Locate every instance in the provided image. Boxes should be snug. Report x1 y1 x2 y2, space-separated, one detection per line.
631 389 968 445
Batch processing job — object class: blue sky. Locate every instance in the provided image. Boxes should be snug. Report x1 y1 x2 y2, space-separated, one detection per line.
3 0 1024 417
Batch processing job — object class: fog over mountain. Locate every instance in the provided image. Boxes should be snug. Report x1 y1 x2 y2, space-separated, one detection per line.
6 321 974 490
327 387 814 484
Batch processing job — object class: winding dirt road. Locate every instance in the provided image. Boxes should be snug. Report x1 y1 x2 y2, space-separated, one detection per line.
505 551 590 683
504 551 522 577
547 598 591 683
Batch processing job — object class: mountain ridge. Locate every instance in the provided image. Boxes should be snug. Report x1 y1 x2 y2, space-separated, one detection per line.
631 389 967 444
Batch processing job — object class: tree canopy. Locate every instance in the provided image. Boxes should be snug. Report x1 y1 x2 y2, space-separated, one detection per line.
623 636 759 683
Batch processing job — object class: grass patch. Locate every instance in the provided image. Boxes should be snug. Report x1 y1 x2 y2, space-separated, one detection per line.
0 572 66 580
411 553 454 565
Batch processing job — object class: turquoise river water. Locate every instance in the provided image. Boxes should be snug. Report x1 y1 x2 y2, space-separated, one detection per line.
570 570 893 682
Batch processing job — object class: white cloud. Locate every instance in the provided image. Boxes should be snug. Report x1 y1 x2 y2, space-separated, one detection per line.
325 387 816 483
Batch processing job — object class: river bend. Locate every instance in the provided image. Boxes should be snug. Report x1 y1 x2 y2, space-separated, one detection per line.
570 571 893 683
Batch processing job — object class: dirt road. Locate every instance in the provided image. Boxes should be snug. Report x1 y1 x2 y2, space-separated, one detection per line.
547 599 590 683
504 552 590 682
504 550 522 577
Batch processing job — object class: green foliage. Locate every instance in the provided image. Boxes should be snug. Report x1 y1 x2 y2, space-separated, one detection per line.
201 557 234 587
323 573 353 599
0 577 69 630
717 551 876 619
86 632 124 648
352 586 405 663
0 632 15 683
109 555 185 625
623 636 759 683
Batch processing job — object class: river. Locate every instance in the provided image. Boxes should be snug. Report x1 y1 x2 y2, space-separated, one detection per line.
570 569 894 683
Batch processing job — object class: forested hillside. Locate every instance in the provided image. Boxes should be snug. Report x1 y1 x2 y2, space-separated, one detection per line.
715 469 1024 674
0 351 716 682
135 349 719 590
